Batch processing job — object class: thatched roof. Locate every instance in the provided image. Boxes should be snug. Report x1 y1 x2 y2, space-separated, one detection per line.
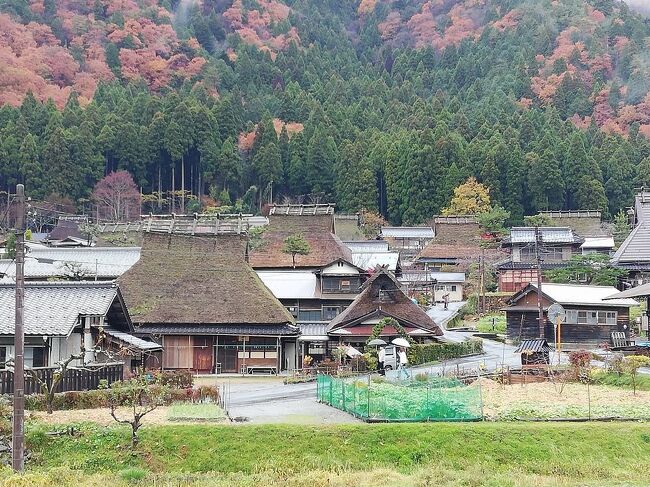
327 270 442 335
118 233 295 329
249 213 353 269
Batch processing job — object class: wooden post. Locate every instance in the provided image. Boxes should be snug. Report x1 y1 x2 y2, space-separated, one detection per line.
13 184 25 472
535 227 545 339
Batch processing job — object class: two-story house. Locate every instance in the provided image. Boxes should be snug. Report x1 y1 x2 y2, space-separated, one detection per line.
497 227 584 292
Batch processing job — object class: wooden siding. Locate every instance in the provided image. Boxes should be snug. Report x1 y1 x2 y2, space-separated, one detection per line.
507 306 630 347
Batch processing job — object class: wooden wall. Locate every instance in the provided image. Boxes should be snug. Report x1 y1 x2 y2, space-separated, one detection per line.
507 306 630 348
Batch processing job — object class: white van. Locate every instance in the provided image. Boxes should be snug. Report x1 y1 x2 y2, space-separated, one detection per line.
382 345 398 370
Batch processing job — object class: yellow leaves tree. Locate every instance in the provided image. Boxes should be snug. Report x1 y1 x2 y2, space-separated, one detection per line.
442 177 491 216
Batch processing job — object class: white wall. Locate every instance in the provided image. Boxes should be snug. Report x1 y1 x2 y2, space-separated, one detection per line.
322 261 359 275
49 334 83 365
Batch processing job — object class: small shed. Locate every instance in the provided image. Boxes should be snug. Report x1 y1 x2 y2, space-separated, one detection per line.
514 339 550 366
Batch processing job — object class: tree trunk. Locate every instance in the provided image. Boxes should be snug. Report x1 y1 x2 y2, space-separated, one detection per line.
171 166 175 214
131 421 140 447
181 155 185 214
158 162 162 210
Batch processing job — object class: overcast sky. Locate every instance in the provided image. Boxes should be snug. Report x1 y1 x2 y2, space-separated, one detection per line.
623 0 650 16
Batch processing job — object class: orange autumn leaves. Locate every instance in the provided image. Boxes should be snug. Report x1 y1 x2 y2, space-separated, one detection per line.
0 0 205 107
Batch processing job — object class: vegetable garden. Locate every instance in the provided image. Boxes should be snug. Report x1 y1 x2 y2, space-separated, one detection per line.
317 375 482 422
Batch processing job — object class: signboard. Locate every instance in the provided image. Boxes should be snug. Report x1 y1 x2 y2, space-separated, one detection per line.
547 303 566 324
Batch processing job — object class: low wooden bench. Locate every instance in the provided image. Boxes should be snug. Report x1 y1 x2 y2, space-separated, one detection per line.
246 366 277 375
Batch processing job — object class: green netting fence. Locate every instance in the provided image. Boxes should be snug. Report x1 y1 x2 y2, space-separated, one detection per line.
316 374 483 422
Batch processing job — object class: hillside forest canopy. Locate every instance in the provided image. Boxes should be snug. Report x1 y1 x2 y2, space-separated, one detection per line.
0 0 650 224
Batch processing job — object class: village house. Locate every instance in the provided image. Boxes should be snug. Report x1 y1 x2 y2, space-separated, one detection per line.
539 210 609 238
504 283 638 349
0 281 160 370
326 270 443 353
344 240 401 274
0 246 141 282
379 226 434 259
249 204 367 342
611 190 650 285
46 216 93 247
497 227 583 292
399 271 466 303
119 232 298 374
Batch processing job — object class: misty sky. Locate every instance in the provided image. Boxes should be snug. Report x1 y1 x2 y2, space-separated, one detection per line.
624 0 650 16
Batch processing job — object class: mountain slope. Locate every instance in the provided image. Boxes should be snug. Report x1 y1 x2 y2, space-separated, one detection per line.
0 0 649 226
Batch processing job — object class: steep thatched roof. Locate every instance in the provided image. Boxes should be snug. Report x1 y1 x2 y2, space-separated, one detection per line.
327 270 442 335
249 213 353 269
118 233 295 328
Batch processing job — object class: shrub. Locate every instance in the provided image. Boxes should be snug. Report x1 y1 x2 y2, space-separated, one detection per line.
148 369 193 388
408 338 483 365
23 385 218 412
119 467 148 482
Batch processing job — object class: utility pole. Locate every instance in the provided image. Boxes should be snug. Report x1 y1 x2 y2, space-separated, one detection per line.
13 184 25 472
480 247 486 314
535 226 545 339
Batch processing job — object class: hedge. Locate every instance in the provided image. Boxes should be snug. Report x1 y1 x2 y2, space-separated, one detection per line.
408 339 483 365
24 385 220 412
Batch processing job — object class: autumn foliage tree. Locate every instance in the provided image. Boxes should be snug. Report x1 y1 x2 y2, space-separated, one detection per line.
92 170 141 222
442 178 491 216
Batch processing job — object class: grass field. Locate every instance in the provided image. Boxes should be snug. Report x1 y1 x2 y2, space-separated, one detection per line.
3 422 649 486
167 402 227 422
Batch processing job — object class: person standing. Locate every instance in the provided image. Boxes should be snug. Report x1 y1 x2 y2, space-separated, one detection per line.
397 347 410 379
378 346 385 375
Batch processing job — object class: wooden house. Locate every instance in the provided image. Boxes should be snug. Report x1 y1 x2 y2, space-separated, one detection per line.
326 270 443 353
0 281 160 371
505 283 638 349
498 227 583 292
119 232 298 374
249 204 367 365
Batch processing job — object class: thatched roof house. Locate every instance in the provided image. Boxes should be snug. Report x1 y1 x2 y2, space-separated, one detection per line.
250 204 353 269
119 232 297 373
327 270 442 340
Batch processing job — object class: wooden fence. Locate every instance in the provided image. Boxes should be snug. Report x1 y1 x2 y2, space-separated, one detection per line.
0 363 124 395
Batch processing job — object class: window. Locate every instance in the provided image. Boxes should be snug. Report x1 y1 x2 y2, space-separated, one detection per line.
451 285 457 292
322 306 340 321
323 277 359 293
25 347 46 368
520 247 536 262
298 309 321 321
564 309 617 325
0 346 6 367
543 247 564 262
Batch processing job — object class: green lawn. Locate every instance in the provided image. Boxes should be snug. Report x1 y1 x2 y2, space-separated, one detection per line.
167 402 226 422
476 313 506 333
7 422 650 486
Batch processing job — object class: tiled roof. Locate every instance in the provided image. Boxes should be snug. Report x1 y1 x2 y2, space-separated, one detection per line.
103 329 162 351
48 219 87 241
344 241 390 252
298 322 329 340
400 271 466 284
380 226 434 238
508 227 581 244
327 270 442 334
515 283 638 307
351 251 400 272
249 214 352 269
514 339 550 353
612 221 650 264
581 237 614 249
0 281 119 336
135 324 298 335
119 233 294 327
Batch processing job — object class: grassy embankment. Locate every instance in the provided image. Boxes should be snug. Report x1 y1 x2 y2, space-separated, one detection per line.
2 422 649 486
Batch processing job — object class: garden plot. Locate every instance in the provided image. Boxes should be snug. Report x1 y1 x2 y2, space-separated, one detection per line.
480 378 650 420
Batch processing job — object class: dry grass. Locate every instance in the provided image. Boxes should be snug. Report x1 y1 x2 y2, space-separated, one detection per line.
29 405 227 427
480 378 650 420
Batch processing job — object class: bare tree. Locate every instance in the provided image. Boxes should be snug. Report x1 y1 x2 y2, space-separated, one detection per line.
108 376 170 446
92 171 141 222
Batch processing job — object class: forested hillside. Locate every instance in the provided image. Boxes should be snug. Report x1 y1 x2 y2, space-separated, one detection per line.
1 0 650 224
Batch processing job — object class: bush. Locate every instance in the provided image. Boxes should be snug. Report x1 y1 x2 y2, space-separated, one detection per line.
23 385 219 412
148 369 193 388
408 339 483 365
119 467 148 482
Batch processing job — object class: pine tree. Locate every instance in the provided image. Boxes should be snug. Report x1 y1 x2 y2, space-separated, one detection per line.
18 134 41 196
306 126 337 195
605 147 634 216
42 127 73 198
253 142 283 189
218 137 241 192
